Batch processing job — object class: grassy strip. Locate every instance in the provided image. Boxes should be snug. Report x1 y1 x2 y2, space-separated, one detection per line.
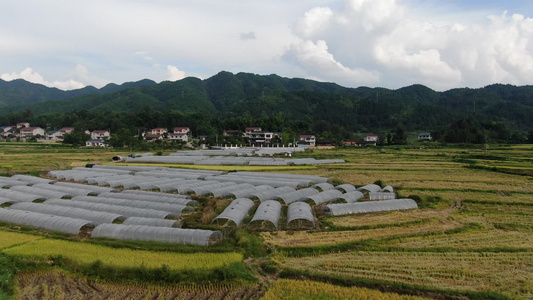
50 256 257 285
319 217 434 231
278 268 512 300
464 165 533 177
276 223 484 257
463 199 533 207
403 187 533 195
0 253 45 299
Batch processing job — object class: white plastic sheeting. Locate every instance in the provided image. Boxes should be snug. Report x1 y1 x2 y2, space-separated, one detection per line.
0 189 45 202
250 186 296 202
10 202 124 224
287 202 315 226
335 184 356 193
380 185 394 193
11 174 53 185
229 171 331 184
0 197 15 205
0 208 94 235
358 184 382 193
123 217 179 228
303 189 344 205
311 183 334 191
369 192 396 201
249 200 282 228
210 183 255 198
32 183 95 197
273 188 319 205
212 198 255 226
322 199 418 216
337 191 364 203
99 191 197 206
91 224 222 246
0 177 29 188
71 196 193 216
52 181 118 194
204 175 304 188
44 199 177 219
227 185 273 199
9 185 70 199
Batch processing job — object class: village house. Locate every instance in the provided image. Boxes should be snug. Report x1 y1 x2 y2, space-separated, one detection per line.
299 135 316 147
168 132 189 142
17 122 30 129
418 132 433 141
173 127 190 134
91 130 110 140
244 127 262 138
20 127 45 137
364 134 379 145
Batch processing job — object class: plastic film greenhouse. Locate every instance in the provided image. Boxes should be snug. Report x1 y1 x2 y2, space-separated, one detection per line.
123 217 180 228
91 224 222 246
322 199 418 216
0 208 94 235
273 188 319 205
303 189 344 205
10 202 125 224
287 202 315 229
249 200 282 229
212 198 255 226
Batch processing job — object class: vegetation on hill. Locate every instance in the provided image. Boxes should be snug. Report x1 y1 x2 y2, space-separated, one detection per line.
1 72 532 136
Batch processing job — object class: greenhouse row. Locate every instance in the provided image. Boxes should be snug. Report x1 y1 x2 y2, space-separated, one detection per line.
124 155 344 166
322 199 419 216
212 198 315 229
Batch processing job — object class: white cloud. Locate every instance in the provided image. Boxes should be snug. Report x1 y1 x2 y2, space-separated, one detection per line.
0 65 110 90
283 40 380 86
167 65 186 81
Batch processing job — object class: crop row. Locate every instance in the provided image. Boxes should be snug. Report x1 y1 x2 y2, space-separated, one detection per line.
382 228 533 250
261 219 462 247
3 237 242 271
325 208 454 228
0 230 42 249
262 278 429 300
280 251 532 297
16 269 261 300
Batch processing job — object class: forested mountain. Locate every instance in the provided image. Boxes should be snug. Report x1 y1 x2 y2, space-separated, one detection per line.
1 71 532 134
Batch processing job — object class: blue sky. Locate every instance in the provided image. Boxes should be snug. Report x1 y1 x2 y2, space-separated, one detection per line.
1 0 532 91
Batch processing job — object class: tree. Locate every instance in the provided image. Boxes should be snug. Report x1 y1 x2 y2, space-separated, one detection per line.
393 124 407 144
62 130 90 147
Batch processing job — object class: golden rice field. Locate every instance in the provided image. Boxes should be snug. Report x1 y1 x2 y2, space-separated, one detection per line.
262 219 462 247
261 279 430 300
279 251 533 298
16 269 262 300
382 229 533 250
3 238 243 270
0 230 42 249
325 208 454 228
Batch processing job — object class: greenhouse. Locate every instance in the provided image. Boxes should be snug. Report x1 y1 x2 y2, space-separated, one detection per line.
226 185 274 199
53 181 118 194
10 202 124 224
123 217 180 228
32 183 96 197
91 224 222 246
204 175 304 188
0 197 15 206
210 183 255 198
249 200 282 229
337 191 364 203
0 208 94 235
312 183 334 191
303 189 344 205
11 174 53 185
0 189 45 202
322 199 418 216
273 188 319 205
249 186 296 202
212 198 255 226
335 184 356 193
71 196 194 215
380 185 394 193
369 192 396 201
287 202 315 229
229 171 331 184
10 185 71 199
0 177 29 188
44 199 177 219
358 184 382 193
99 191 197 206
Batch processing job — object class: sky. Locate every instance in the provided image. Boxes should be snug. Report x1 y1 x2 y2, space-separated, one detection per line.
0 0 532 91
